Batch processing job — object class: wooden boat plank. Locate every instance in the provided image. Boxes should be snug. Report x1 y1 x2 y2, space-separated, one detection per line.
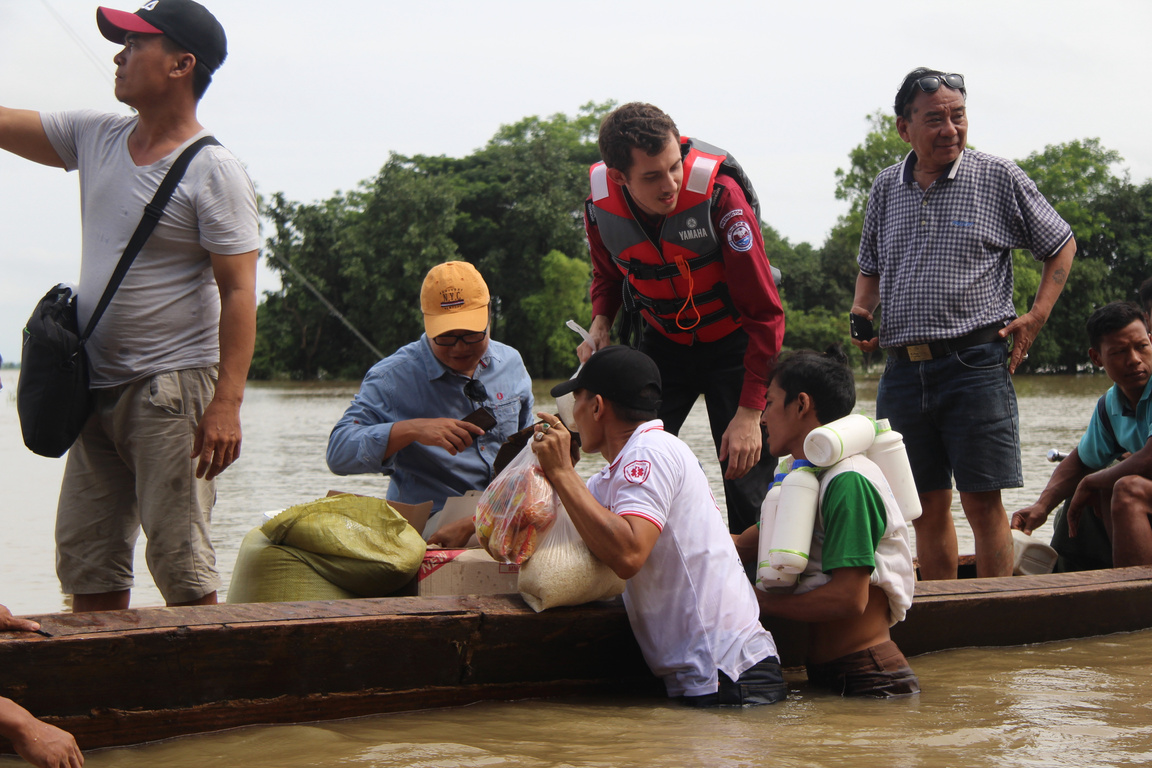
0 595 657 752
19 595 526 637
4 568 1152 752
2 613 481 713
896 568 1152 656
913 565 1152 597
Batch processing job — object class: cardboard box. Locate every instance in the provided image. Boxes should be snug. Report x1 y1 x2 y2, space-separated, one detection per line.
386 499 434 536
396 548 519 596
421 491 481 539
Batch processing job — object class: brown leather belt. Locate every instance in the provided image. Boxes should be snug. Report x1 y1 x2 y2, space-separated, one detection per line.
887 323 1005 362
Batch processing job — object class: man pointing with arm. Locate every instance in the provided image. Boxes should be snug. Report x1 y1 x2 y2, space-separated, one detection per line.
1 0 259 611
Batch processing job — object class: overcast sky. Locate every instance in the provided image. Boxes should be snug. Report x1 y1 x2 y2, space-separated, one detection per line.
1 0 1149 364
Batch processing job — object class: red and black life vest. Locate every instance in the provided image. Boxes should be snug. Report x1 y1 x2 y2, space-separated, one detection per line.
587 137 759 345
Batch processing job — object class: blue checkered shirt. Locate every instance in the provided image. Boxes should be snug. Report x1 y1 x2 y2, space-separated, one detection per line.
858 149 1073 347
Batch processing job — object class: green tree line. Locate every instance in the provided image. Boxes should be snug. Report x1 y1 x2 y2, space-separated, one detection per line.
252 106 1150 380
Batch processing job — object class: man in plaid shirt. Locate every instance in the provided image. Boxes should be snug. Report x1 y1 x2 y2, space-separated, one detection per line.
850 68 1076 580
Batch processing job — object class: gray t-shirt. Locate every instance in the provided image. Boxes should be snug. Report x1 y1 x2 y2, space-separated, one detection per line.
41 110 260 387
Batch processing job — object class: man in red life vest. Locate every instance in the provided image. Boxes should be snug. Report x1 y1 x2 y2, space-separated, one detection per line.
579 103 786 534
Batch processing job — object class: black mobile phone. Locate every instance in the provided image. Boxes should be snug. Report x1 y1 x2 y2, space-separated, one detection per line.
461 406 497 432
850 313 876 342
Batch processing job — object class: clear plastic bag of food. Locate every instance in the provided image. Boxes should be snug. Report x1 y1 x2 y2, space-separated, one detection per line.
474 443 558 564
517 502 626 612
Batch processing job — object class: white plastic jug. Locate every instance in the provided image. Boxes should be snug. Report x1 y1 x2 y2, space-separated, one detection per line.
756 472 796 589
1011 529 1058 575
768 461 821 575
865 419 923 522
803 414 877 467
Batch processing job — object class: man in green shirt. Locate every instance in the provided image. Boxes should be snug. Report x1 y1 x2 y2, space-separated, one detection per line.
736 348 919 697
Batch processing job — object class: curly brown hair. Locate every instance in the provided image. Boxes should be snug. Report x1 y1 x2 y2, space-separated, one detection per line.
598 102 680 175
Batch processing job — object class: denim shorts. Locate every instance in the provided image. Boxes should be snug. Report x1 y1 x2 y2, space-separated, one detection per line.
876 340 1022 494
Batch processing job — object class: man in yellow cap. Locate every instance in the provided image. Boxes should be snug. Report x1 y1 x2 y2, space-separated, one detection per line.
327 262 534 544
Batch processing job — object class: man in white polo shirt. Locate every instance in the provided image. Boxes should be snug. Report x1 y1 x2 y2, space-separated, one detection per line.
532 345 784 705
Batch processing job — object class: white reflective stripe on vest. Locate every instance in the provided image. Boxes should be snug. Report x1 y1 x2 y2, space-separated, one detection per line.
685 156 717 195
591 163 610 202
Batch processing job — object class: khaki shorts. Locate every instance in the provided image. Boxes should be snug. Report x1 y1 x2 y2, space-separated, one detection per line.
56 367 220 603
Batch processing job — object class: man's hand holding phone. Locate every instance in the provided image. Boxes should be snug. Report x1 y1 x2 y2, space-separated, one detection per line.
461 406 497 432
849 311 880 354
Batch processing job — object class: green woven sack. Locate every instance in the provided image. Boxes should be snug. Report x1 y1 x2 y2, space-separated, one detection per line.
227 494 426 603
227 528 358 604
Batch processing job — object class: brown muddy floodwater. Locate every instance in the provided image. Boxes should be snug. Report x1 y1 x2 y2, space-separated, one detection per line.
18 630 1152 767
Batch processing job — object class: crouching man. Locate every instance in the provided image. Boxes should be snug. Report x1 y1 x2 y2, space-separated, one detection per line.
736 348 920 698
532 346 786 706
1012 301 1152 568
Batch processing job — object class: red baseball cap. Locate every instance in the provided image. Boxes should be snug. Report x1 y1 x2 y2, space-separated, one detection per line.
97 0 227 72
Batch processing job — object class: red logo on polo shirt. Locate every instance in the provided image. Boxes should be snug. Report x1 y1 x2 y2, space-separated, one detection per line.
623 460 651 484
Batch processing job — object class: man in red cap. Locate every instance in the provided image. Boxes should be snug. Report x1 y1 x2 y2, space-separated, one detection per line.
0 1 259 612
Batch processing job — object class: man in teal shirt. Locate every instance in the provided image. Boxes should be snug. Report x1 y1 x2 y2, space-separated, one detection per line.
1012 301 1152 568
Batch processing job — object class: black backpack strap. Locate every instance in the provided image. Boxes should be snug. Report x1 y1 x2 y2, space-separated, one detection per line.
82 135 222 340
1095 392 1119 451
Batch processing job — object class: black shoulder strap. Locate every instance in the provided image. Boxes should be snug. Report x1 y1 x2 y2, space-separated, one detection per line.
81 135 222 340
1095 391 1119 449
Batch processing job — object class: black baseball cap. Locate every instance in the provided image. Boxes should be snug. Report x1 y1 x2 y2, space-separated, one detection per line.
97 0 227 73
551 346 662 412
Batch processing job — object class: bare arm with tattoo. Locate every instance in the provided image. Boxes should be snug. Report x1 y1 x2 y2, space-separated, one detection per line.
999 236 1076 373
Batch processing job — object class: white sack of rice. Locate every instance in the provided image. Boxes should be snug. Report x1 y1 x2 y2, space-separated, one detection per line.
517 504 625 612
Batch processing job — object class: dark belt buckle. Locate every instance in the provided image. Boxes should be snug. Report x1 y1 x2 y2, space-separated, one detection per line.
906 344 933 362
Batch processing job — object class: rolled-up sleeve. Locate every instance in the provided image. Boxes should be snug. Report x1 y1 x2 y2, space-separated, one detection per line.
326 367 400 476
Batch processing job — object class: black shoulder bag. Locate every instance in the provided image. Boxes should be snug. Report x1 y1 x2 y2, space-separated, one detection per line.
17 136 221 458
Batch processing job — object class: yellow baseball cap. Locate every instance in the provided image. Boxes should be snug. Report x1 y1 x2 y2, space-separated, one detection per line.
421 261 490 338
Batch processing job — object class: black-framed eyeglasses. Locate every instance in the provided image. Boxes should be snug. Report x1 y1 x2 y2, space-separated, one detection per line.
464 378 488 404
433 329 488 347
914 73 965 96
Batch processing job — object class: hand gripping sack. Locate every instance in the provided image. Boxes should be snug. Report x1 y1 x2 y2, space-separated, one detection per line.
474 443 559 564
517 503 626 612
17 285 92 458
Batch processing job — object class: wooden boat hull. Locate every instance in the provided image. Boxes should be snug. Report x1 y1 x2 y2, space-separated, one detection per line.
4 566 1152 752
0 596 659 752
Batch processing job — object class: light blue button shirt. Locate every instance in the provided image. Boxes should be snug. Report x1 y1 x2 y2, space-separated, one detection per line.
326 336 534 512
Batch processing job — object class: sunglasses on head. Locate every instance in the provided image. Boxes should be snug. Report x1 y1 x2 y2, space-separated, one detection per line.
913 73 965 95
433 329 487 347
